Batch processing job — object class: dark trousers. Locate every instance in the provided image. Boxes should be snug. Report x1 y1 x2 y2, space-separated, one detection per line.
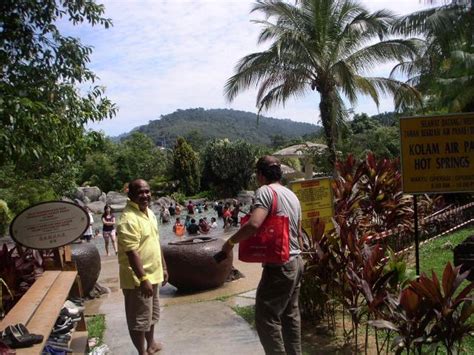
255 256 304 355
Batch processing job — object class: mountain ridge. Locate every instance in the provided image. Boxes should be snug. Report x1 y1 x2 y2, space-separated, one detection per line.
119 108 322 147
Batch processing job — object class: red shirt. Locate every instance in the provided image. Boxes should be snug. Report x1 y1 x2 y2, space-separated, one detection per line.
187 203 194 214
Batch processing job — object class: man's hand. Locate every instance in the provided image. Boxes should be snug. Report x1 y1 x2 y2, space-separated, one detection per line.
221 239 234 255
140 279 154 298
162 269 168 286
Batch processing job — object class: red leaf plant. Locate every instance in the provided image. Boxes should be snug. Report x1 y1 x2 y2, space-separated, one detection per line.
371 262 474 354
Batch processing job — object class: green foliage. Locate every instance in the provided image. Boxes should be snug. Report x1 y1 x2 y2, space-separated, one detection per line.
170 192 186 206
0 180 58 216
0 0 116 168
87 314 106 348
114 132 168 186
81 152 118 193
202 139 257 197
172 137 201 195
338 113 401 160
0 200 12 237
183 129 208 152
351 114 381 135
394 1 473 113
384 249 416 291
134 108 320 147
232 305 256 328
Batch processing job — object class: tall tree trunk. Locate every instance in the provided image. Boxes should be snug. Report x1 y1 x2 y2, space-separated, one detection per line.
319 92 337 171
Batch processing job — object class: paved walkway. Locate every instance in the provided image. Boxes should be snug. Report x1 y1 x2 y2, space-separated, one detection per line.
85 250 264 354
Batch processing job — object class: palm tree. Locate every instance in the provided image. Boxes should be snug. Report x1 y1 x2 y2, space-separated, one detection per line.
224 0 422 165
392 1 473 112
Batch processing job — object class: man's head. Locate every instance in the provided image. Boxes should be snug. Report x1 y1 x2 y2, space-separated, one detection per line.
128 179 151 212
255 155 282 185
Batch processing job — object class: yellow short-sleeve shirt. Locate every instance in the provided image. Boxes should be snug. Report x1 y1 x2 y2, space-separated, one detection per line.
117 200 164 289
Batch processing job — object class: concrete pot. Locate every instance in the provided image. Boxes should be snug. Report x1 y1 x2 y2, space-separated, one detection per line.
71 243 101 295
162 237 233 291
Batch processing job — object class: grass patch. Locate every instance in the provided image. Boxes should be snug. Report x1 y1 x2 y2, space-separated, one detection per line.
214 295 231 302
231 305 352 354
417 226 474 354
232 305 255 328
419 226 474 276
86 314 106 347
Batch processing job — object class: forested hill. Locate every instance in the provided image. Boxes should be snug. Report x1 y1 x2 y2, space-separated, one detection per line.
128 108 321 147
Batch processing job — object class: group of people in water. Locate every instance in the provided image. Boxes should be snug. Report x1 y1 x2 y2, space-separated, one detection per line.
82 199 247 256
163 200 246 237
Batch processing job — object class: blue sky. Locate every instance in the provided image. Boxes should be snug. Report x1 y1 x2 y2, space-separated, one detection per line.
61 0 435 136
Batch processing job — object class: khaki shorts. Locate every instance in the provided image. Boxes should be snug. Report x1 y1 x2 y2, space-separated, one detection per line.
123 285 160 332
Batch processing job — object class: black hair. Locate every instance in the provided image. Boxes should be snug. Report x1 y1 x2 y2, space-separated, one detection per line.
102 204 113 218
256 155 282 182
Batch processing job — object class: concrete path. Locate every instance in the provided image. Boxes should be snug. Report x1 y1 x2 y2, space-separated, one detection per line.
86 250 264 354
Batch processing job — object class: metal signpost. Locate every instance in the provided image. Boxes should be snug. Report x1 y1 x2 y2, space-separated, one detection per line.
399 113 474 274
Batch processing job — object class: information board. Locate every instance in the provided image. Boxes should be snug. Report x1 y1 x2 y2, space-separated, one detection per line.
9 201 90 249
400 113 474 194
290 177 334 235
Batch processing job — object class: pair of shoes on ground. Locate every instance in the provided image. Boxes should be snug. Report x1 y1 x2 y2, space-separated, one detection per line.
0 323 43 349
63 300 84 314
60 307 82 321
51 315 79 336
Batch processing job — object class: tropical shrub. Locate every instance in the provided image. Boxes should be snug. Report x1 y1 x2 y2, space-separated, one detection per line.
0 180 58 216
201 139 257 196
371 262 474 354
0 201 12 237
172 137 201 195
301 152 424 350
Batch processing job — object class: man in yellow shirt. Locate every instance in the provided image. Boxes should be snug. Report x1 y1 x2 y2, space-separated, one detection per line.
117 179 168 354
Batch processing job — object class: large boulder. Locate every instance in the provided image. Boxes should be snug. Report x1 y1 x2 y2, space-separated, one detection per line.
70 243 101 296
87 201 106 214
98 192 107 203
106 191 128 212
74 187 102 203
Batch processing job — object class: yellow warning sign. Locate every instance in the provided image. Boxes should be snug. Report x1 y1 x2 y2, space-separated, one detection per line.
400 113 474 194
290 177 334 235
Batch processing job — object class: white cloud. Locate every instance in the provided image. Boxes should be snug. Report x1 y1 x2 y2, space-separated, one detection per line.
76 0 434 135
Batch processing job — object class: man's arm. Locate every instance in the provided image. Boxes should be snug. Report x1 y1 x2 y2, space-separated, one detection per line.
221 207 268 254
126 250 153 298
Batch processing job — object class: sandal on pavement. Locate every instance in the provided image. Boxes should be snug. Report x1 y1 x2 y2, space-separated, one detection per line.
16 323 43 344
3 325 37 348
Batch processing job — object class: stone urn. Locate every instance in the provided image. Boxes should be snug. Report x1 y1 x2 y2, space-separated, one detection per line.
70 243 101 295
162 237 233 291
453 235 474 282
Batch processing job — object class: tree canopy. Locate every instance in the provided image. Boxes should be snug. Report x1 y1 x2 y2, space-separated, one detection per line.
393 1 473 112
0 0 116 170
